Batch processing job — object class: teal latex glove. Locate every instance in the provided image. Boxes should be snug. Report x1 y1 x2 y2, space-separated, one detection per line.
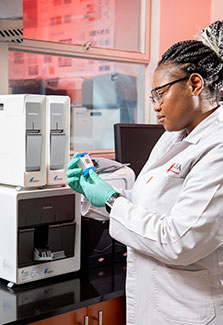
66 153 84 195
80 169 118 207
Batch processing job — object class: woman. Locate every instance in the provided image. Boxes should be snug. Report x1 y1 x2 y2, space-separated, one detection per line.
67 21 223 324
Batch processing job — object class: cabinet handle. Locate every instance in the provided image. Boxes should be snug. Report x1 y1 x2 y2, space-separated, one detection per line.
84 315 89 325
98 310 103 325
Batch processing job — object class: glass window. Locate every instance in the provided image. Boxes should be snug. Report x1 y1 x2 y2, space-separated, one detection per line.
9 51 145 151
23 0 142 52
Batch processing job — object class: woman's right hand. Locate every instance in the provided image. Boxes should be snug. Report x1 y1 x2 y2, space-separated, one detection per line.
66 153 84 195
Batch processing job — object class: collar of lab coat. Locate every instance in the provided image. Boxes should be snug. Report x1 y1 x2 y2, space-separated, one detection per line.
141 105 223 174
181 105 223 145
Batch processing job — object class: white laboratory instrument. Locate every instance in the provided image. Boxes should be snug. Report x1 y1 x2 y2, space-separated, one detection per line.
0 94 46 187
46 96 70 186
0 185 81 285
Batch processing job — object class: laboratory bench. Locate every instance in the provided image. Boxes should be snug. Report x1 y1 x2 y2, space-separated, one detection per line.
0 262 126 325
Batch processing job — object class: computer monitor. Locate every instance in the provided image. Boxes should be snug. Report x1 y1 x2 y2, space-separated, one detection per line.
114 123 165 177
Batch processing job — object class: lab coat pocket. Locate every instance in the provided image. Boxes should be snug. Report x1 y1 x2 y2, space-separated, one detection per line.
153 265 215 324
153 174 185 213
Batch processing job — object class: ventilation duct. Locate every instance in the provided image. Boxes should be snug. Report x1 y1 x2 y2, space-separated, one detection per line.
0 19 23 43
0 0 23 43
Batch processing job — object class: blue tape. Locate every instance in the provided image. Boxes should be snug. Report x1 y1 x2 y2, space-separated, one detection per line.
77 152 88 158
83 166 96 177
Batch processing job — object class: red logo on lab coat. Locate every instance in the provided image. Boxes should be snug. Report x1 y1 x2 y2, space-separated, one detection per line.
167 163 181 174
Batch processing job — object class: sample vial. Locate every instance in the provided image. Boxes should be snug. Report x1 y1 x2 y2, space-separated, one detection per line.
77 152 96 177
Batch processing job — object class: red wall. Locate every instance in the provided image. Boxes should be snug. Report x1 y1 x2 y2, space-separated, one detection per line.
159 0 212 57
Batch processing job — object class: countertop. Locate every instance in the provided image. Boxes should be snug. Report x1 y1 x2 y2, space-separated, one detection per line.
0 262 126 325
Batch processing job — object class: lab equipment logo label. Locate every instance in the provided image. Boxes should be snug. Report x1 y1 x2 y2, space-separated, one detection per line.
29 177 39 183
20 269 29 280
44 268 53 274
53 175 63 181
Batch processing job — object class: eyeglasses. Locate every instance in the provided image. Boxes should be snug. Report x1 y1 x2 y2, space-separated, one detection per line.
150 76 188 105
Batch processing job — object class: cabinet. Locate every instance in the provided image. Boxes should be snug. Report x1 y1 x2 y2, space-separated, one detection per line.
30 307 87 325
30 296 126 325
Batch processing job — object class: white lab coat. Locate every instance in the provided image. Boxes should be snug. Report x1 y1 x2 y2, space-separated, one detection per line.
109 106 223 324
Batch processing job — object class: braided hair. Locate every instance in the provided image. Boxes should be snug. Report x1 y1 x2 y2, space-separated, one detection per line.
158 21 223 100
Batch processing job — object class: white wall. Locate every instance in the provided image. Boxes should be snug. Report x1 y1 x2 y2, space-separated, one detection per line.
0 43 8 94
211 0 223 22
115 0 139 51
